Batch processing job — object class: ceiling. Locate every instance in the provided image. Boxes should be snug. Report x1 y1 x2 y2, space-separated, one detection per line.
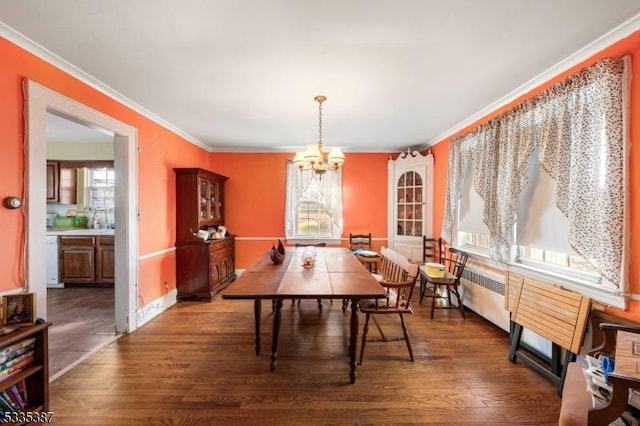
2 1 640 153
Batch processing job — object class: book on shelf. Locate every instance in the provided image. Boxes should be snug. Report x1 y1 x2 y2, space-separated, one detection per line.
0 353 34 383
0 390 19 412
0 337 36 364
5 384 24 410
15 380 27 407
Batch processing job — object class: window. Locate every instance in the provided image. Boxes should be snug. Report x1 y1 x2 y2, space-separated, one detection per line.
285 161 342 243
77 166 115 212
443 57 628 305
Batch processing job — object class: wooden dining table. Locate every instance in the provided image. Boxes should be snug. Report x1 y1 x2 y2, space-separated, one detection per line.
221 247 386 383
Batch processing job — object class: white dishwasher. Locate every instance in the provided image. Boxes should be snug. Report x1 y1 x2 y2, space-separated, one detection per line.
46 235 64 288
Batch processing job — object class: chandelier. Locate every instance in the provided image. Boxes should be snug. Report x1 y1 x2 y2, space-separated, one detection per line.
293 95 345 175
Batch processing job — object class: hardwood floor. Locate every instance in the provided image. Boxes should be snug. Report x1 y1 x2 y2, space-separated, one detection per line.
46 287 117 380
49 295 562 425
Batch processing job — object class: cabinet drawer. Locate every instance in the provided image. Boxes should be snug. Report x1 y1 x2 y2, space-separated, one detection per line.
98 236 114 245
59 236 96 246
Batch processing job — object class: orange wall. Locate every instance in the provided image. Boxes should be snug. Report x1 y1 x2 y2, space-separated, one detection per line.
428 31 640 321
0 35 392 304
211 152 390 268
0 36 213 305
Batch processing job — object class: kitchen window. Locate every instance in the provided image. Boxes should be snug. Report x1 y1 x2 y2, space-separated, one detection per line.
77 166 115 212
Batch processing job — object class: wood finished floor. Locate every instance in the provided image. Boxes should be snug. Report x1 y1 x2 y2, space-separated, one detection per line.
49 295 562 425
47 287 116 379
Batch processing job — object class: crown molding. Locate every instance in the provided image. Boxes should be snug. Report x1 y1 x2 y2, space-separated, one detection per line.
0 21 212 152
420 12 640 149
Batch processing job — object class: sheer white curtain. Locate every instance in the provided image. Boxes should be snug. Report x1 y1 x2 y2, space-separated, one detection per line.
442 57 627 288
284 161 343 240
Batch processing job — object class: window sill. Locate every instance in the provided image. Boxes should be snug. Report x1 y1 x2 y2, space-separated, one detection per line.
454 245 626 310
286 238 342 246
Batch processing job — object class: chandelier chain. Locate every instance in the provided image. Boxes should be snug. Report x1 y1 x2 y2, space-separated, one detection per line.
318 98 323 147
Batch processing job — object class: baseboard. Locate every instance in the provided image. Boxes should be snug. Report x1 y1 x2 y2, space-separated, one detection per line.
136 289 177 328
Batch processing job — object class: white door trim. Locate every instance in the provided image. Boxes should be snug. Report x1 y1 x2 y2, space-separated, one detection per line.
25 79 138 333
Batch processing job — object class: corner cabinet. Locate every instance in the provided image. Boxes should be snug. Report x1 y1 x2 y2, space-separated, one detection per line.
387 150 434 262
174 168 236 301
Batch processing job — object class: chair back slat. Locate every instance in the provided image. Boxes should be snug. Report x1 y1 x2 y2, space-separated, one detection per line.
350 233 372 251
423 237 443 263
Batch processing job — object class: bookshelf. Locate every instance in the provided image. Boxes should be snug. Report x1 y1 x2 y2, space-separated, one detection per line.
0 319 51 423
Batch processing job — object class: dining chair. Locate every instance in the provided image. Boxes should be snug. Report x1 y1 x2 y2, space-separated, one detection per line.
422 247 469 319
349 233 372 251
345 233 379 312
357 247 419 364
418 236 443 302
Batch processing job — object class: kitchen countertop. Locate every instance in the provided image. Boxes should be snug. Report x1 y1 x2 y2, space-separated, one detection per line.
46 228 115 236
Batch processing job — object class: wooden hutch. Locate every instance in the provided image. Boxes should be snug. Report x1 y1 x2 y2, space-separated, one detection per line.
174 168 236 301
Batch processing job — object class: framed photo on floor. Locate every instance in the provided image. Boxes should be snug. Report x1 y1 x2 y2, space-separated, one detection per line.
2 293 36 326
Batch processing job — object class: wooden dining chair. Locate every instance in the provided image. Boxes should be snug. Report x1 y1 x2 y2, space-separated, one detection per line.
418 236 443 300
349 233 372 251
423 247 469 319
358 247 419 364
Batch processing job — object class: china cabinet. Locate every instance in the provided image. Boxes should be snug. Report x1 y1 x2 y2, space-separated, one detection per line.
387 150 434 261
174 168 236 301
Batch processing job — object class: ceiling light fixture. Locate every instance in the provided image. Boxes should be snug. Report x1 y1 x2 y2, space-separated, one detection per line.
293 95 344 175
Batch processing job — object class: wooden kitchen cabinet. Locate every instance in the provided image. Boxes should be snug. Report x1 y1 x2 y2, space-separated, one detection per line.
96 235 115 283
59 235 114 285
46 161 58 203
59 236 95 284
174 168 235 301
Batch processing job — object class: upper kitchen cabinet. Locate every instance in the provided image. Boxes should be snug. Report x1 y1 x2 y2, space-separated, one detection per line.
174 168 228 242
46 160 113 206
46 160 76 204
46 161 58 203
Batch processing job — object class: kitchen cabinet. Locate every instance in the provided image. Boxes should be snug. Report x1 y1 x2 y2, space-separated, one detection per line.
96 236 114 283
174 168 235 301
46 160 113 205
58 235 114 285
46 161 58 203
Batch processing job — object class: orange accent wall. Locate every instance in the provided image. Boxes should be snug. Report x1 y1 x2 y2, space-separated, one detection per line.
429 31 640 321
0 36 212 305
211 152 390 268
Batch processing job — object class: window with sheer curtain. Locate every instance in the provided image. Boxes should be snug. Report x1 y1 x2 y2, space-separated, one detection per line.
285 161 343 243
443 57 628 298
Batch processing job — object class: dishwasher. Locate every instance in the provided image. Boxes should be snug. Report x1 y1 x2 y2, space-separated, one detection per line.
46 235 64 288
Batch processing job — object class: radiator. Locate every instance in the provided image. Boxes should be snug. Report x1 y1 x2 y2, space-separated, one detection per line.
460 266 551 357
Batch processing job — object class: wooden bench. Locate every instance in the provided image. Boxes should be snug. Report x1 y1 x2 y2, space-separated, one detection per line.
507 273 591 394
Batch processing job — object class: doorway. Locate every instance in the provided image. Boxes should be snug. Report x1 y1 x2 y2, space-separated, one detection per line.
25 80 138 344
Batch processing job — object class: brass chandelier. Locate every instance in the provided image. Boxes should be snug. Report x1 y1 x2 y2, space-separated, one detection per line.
293 95 345 175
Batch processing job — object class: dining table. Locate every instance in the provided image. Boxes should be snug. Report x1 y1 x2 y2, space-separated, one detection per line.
221 246 386 383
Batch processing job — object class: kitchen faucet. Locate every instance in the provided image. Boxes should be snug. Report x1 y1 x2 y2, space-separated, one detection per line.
92 208 108 229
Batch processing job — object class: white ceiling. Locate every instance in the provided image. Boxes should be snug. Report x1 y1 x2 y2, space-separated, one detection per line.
2 1 640 153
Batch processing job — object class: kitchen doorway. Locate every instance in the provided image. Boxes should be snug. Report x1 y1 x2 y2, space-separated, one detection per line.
25 81 139 352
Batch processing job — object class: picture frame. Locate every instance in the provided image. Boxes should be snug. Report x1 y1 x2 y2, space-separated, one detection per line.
2 293 36 326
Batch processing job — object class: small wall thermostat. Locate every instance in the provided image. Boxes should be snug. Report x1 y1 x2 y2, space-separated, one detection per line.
2 197 23 209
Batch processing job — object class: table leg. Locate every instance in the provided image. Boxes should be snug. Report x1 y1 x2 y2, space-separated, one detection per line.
270 298 283 371
254 299 261 355
349 298 359 384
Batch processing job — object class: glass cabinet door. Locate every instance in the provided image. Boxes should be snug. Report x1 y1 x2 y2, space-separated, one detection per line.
396 171 423 237
198 178 211 221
